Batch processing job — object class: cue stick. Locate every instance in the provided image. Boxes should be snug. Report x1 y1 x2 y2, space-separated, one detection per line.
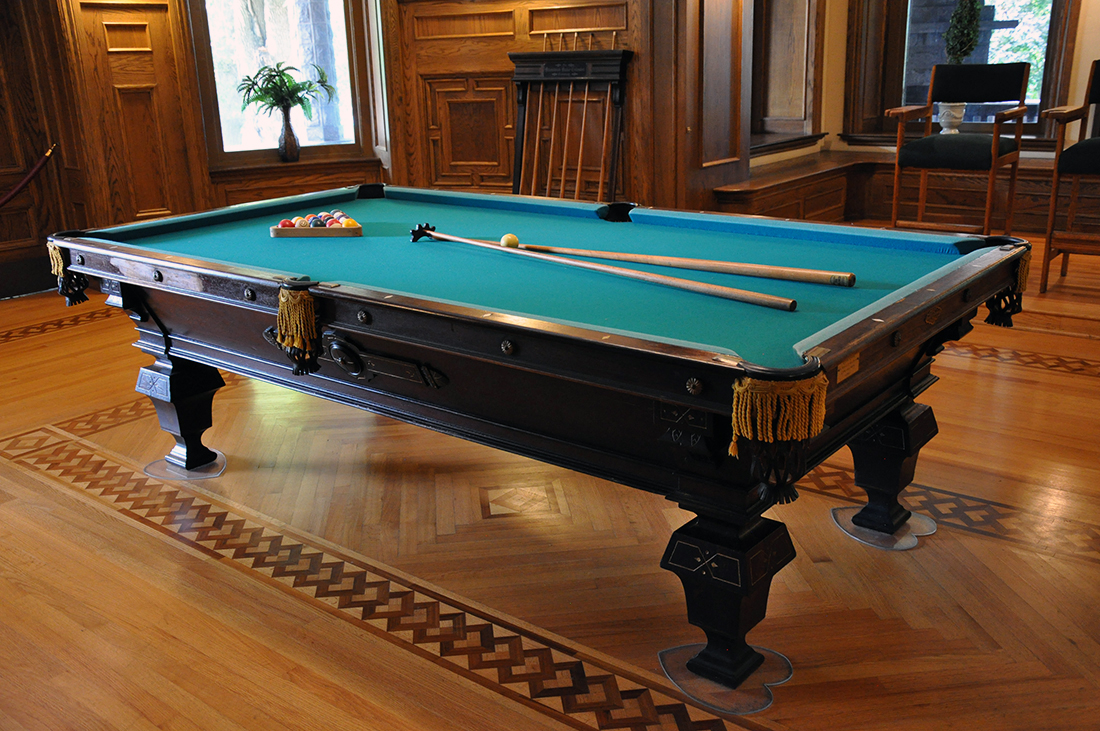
527 36 549 196
410 225 797 311
558 32 580 198
511 242 856 287
573 33 594 200
596 33 616 202
543 34 564 197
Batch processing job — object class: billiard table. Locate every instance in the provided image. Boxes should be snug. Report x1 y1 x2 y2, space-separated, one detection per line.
48 184 1029 690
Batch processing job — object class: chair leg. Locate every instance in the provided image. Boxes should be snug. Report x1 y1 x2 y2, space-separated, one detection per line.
983 165 998 236
1041 167 1062 294
1003 160 1020 236
1063 177 1081 277
917 170 929 225
892 164 903 228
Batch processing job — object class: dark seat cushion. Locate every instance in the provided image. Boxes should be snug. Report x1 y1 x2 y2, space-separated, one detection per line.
897 133 1019 171
1058 137 1100 175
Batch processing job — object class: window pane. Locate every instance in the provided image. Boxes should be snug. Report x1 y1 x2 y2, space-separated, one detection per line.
205 0 355 152
902 0 1050 124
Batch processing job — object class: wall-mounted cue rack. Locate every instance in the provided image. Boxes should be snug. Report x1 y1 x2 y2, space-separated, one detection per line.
509 49 633 203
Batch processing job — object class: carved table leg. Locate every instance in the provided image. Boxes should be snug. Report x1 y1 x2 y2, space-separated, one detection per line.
136 356 225 470
660 515 795 688
848 401 938 534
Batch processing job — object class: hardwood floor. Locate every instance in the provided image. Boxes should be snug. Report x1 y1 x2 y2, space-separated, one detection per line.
1 241 1098 730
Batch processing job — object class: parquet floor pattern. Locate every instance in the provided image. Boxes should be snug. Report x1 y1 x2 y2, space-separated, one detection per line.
2 247 1099 730
1 426 728 731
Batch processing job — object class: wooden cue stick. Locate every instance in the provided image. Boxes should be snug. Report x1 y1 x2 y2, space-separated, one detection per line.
573 33 593 200
411 227 797 311
514 242 856 287
558 32 579 198
528 36 548 196
597 83 613 202
596 31 616 202
543 36 564 196
518 85 533 195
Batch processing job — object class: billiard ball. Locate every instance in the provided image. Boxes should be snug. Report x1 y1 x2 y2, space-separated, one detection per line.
500 233 520 247
278 219 295 228
309 217 327 227
341 218 359 228
326 219 342 227
295 218 310 227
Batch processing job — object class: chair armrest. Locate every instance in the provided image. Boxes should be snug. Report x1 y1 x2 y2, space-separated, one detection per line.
993 105 1028 123
1041 104 1089 123
885 104 933 121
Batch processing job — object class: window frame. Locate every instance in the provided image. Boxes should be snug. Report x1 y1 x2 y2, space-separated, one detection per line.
842 0 1079 149
186 0 379 170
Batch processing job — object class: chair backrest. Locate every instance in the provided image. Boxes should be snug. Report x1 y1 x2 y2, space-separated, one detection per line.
1086 59 1100 139
928 62 1029 104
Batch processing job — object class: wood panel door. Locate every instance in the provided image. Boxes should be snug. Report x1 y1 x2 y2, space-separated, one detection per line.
62 0 208 225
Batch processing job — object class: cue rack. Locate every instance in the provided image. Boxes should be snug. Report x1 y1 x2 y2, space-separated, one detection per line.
509 41 632 203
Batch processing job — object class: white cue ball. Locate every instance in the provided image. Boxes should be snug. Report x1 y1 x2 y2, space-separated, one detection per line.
500 233 520 248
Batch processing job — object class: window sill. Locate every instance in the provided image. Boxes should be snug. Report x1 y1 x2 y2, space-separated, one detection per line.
750 132 827 157
840 132 1056 152
209 155 382 179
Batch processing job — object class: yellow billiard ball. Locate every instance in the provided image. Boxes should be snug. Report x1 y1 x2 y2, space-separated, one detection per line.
500 233 520 248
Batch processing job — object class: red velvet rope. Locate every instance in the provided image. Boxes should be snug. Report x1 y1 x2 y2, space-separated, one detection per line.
0 143 57 210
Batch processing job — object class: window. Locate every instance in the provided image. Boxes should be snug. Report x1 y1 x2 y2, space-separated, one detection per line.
844 0 1079 144
188 0 379 168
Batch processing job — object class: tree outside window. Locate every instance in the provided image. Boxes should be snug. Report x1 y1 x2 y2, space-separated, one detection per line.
204 0 354 152
902 0 1051 124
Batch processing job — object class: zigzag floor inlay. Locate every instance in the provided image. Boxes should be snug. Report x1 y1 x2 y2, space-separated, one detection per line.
798 466 1100 564
942 341 1100 377
0 426 731 731
0 304 122 344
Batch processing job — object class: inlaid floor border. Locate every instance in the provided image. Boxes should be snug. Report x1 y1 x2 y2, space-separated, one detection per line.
797 466 1100 564
942 341 1100 378
0 426 733 731
0 304 123 345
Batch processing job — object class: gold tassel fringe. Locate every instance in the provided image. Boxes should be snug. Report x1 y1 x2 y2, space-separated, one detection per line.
1015 250 1031 293
276 287 317 351
47 242 66 276
729 371 828 457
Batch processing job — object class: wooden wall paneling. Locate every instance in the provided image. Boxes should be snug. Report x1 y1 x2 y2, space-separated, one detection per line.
751 0 823 138
671 0 752 210
424 75 515 190
61 0 208 225
0 2 87 298
645 1 678 209
386 0 646 198
210 161 385 208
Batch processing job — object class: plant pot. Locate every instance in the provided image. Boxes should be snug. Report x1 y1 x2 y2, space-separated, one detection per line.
278 107 300 162
937 102 966 134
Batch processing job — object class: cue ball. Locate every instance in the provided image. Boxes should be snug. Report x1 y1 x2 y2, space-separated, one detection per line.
500 233 520 247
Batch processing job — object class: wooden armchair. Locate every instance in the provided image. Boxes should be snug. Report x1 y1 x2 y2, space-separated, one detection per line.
1040 59 1100 293
887 63 1030 235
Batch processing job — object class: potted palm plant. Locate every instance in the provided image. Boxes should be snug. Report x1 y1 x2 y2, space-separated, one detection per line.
238 62 336 162
939 0 982 133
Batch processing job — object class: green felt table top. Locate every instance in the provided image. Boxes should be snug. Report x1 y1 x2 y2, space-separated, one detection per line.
87 186 990 369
